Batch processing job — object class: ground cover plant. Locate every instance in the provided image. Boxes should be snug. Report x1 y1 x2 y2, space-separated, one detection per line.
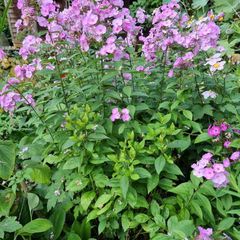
0 0 240 239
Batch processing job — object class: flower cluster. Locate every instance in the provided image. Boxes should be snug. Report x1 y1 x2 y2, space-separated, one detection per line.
110 107 131 122
16 0 140 62
192 153 229 188
196 226 213 240
19 35 42 60
192 122 240 188
208 122 231 148
0 78 35 113
140 0 221 75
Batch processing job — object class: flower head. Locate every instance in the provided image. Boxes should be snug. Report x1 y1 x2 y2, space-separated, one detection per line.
196 226 213 240
208 125 221 137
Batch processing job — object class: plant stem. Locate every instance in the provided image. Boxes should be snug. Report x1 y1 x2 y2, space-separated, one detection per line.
194 74 203 105
54 55 70 114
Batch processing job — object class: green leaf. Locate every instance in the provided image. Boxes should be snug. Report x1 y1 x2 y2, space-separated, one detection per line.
0 190 15 217
134 214 149 223
230 139 240 148
218 217 235 231
214 0 240 14
50 207 66 240
0 216 22 233
169 182 194 201
195 133 211 144
27 165 51 184
67 232 81 240
88 133 109 141
63 157 82 170
97 201 112 215
123 86 132 97
81 191 96 211
173 220 195 237
168 137 191 152
27 193 39 212
78 218 91 240
44 155 62 164
192 0 209 9
225 103 237 114
155 156 166 174
121 213 130 232
196 193 215 223
66 177 89 192
147 174 159 193
17 219 53 236
94 194 112 209
183 110 193 121
120 176 129 199
0 141 16 180
135 167 151 178
190 200 203 219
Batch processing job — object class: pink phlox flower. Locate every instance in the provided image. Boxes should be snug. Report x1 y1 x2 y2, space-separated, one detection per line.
136 8 148 24
196 226 213 240
230 151 240 161
110 108 121 122
121 108 131 122
208 125 221 137
223 140 231 149
123 73 132 81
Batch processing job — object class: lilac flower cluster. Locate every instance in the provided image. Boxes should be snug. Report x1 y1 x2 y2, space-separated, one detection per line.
19 35 42 60
0 78 35 113
139 0 222 76
192 153 229 188
110 107 131 122
16 0 141 61
192 122 240 188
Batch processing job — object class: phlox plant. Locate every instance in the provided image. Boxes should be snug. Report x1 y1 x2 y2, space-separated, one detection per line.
1 0 240 239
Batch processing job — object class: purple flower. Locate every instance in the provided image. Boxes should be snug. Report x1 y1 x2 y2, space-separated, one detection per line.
110 108 121 122
168 69 174 78
203 168 214 180
223 158 230 168
196 226 213 240
136 8 147 24
123 73 132 81
201 153 213 161
212 163 225 173
223 140 231 149
136 66 144 72
24 94 36 107
211 172 229 188
230 151 240 161
121 108 131 122
220 122 229 131
208 125 221 137
19 35 42 59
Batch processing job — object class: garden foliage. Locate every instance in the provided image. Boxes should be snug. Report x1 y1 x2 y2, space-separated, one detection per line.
0 0 240 239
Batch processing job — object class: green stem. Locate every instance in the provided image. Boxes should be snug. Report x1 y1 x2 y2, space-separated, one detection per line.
194 74 204 105
54 55 70 114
